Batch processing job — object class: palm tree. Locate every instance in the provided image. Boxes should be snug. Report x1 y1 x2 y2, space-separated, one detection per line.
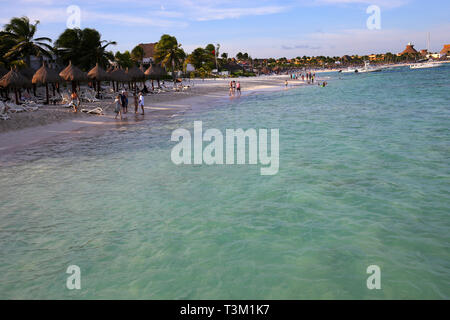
131 45 145 65
1 17 52 67
54 28 116 71
154 34 186 83
154 35 185 82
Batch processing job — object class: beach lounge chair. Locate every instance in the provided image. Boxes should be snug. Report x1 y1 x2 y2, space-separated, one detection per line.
81 107 103 115
5 102 26 113
0 101 11 119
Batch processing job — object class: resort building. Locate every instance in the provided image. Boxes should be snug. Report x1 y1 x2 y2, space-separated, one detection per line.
440 44 450 58
137 43 157 64
398 42 418 56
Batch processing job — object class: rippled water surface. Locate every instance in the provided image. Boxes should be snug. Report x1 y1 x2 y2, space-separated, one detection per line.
0 66 449 299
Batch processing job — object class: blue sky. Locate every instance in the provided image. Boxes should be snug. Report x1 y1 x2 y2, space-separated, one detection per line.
0 0 449 58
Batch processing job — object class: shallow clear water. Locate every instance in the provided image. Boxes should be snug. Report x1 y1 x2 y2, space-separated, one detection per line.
0 66 449 299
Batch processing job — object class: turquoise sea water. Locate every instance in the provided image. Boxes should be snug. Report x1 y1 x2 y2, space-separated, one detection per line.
0 66 449 299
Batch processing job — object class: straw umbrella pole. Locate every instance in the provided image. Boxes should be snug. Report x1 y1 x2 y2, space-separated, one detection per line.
19 66 37 95
127 66 145 93
88 63 110 97
59 61 87 94
145 64 166 89
110 67 130 92
0 67 31 104
32 62 61 105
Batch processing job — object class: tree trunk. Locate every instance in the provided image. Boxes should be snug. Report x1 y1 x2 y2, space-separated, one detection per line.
45 83 49 105
14 88 19 105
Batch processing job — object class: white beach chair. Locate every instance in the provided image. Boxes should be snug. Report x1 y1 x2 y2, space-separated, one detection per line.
81 107 103 115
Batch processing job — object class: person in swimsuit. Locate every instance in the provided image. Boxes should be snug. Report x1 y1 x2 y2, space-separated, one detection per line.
70 91 79 113
236 82 241 95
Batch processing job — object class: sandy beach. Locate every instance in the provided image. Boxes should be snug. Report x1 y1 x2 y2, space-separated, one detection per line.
0 75 317 156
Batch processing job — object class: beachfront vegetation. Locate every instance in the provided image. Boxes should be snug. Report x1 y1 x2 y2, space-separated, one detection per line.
0 17 52 68
131 45 145 64
154 34 186 83
114 51 133 69
54 28 116 70
0 15 445 78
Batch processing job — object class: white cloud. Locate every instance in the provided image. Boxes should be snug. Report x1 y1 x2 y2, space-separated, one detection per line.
313 0 409 9
193 6 287 21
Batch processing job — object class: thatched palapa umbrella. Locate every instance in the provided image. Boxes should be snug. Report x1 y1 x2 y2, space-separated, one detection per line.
0 68 31 104
32 62 61 105
19 67 36 80
126 66 145 93
109 67 131 92
59 61 87 93
145 64 166 88
88 63 110 95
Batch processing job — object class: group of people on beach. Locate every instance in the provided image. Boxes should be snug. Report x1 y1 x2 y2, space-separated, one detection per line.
114 90 145 120
229 81 241 96
290 72 316 84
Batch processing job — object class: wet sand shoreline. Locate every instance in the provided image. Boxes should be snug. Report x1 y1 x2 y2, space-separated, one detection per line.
0 75 315 157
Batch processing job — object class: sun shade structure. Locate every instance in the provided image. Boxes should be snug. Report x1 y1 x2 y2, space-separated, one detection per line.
19 67 36 80
88 63 111 95
88 63 110 81
0 68 32 104
109 67 131 82
108 67 131 92
126 66 146 93
32 62 61 104
144 64 166 89
144 64 166 79
127 66 145 81
59 61 88 93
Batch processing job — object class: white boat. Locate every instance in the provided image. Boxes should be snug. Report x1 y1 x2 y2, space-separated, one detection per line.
341 68 358 73
410 61 443 69
341 61 382 73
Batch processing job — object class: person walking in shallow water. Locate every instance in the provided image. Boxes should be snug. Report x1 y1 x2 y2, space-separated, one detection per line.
138 92 145 115
236 81 241 96
114 95 122 120
121 90 128 114
70 91 79 113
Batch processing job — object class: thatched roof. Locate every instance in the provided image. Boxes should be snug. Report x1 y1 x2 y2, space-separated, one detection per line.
19 67 37 80
32 63 61 84
87 63 110 81
59 61 88 81
109 67 131 82
144 64 166 78
126 66 145 81
138 43 157 59
400 43 418 55
0 68 31 88
440 44 450 55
